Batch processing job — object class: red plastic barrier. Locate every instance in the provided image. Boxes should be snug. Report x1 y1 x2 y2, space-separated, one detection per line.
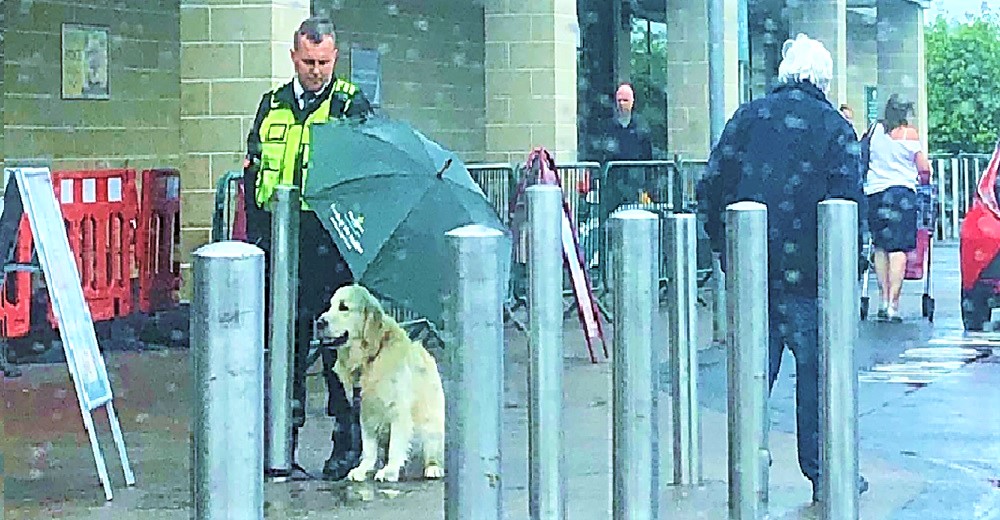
0 218 33 338
137 169 181 313
46 169 139 326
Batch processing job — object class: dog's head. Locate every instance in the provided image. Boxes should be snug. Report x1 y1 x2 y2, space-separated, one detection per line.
317 284 386 361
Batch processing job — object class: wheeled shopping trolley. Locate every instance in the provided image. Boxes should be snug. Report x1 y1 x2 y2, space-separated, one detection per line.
860 177 938 322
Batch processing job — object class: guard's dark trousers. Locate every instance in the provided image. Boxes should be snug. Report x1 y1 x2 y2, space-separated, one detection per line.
249 202 361 479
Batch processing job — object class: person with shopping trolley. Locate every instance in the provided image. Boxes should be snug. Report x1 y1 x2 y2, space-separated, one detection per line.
862 94 933 322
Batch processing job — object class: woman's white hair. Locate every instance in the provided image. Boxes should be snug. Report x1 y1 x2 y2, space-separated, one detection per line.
777 33 833 93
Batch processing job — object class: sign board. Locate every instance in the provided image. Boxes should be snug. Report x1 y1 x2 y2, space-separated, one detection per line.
3 166 134 500
510 150 607 362
61 24 110 100
350 47 381 106
865 86 878 127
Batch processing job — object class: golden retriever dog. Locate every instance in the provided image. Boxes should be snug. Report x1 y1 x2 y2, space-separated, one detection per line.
317 284 445 482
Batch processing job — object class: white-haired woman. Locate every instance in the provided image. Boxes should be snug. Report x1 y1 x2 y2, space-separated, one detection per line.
696 33 868 503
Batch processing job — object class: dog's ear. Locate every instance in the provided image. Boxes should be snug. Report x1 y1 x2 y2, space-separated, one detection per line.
360 299 385 352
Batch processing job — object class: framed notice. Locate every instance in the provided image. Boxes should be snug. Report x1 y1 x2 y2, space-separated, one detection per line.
865 86 878 127
62 24 110 100
350 47 381 106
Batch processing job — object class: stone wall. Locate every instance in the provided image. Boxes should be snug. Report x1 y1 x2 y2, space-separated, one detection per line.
313 0 487 161
4 0 181 172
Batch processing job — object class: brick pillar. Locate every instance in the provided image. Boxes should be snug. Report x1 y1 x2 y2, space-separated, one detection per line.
484 0 579 163
666 0 739 159
787 0 848 106
847 10 878 133
723 0 741 116
179 0 309 296
877 0 927 147
749 2 786 100
613 0 631 84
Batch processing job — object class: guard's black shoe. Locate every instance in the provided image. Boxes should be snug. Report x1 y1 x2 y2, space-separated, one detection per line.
322 449 361 480
812 475 869 503
322 393 362 481
321 425 362 480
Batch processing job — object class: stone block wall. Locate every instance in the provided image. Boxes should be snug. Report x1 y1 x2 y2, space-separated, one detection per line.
666 0 739 160
178 0 308 296
484 0 579 164
847 9 877 134
313 0 487 161
4 0 180 172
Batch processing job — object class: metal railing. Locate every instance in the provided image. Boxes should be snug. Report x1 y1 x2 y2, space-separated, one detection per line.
212 150 992 266
210 159 715 328
212 170 244 242
467 163 518 227
599 160 690 286
556 162 603 273
929 152 992 240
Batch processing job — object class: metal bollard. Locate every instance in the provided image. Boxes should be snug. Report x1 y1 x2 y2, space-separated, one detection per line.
818 200 860 520
610 210 659 520
712 254 727 346
527 186 567 520
191 241 265 520
265 185 299 475
664 213 701 486
725 201 769 520
444 224 509 520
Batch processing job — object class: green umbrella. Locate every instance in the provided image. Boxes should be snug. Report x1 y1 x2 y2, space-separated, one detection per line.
303 117 510 327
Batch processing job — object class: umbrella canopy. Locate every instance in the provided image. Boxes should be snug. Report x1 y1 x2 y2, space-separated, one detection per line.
303 117 510 326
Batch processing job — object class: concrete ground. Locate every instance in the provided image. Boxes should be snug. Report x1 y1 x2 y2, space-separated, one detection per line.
2 242 998 519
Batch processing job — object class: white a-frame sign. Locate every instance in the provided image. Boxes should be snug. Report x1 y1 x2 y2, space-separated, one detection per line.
2 165 135 500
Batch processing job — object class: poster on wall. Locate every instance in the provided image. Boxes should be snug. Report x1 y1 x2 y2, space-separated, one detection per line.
62 24 110 100
865 86 878 128
350 47 381 106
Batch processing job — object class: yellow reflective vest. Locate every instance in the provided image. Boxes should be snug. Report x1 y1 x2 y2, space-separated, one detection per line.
254 78 360 211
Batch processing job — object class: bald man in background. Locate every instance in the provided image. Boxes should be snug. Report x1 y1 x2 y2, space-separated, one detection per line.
602 83 653 162
597 83 654 222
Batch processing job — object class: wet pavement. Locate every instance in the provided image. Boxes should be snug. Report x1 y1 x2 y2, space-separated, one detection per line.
3 241 999 518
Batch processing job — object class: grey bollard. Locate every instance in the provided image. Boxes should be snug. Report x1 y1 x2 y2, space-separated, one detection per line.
444 224 509 520
265 185 299 475
610 210 659 520
818 200 860 520
725 201 769 520
191 241 265 520
526 186 567 520
664 213 701 486
713 254 728 346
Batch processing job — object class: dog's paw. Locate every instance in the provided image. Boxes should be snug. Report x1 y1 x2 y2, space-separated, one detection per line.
424 464 444 479
374 466 400 482
347 466 370 482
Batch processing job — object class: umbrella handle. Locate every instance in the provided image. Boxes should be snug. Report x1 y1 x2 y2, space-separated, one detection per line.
436 158 453 178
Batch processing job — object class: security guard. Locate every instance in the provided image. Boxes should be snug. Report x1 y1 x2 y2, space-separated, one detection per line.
243 16 372 480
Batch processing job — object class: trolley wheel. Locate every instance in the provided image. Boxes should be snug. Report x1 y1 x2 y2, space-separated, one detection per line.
860 296 870 321
922 294 935 322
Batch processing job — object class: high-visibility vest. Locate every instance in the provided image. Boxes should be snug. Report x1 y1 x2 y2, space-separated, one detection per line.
255 78 359 211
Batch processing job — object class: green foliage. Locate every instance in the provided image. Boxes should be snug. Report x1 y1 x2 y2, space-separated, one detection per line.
926 14 1000 153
